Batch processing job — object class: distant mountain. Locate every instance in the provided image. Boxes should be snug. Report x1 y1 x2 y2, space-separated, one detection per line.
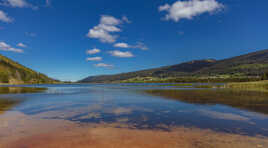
197 49 268 76
0 54 58 84
79 49 268 83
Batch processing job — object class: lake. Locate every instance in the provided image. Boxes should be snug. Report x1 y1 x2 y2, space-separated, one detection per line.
0 84 268 148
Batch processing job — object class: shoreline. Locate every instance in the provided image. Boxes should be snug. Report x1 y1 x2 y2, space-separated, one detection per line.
1 80 268 93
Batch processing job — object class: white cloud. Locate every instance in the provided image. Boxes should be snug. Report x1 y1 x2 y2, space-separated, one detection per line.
87 15 126 43
6 0 28 7
109 50 134 58
1 0 38 9
17 42 27 48
113 42 148 50
94 63 114 68
86 48 101 55
0 41 23 53
0 10 13 23
159 0 223 22
100 15 121 25
86 57 102 61
114 42 130 48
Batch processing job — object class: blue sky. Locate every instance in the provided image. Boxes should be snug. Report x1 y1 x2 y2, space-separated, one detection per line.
0 0 268 81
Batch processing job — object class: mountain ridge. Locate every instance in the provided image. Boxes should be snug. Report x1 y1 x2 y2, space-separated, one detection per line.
79 49 268 83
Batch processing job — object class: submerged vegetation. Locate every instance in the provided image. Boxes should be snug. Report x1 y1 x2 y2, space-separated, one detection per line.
225 80 268 92
0 86 47 114
0 87 47 94
0 99 21 114
145 89 268 114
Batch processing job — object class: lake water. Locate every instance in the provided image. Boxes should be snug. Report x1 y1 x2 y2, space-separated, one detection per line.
0 84 268 148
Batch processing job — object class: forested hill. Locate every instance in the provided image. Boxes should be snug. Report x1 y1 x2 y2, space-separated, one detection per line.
0 54 58 84
79 49 268 83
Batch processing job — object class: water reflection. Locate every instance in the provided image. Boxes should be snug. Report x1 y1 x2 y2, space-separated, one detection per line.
0 98 21 114
0 87 47 114
1 85 268 137
0 87 47 94
145 89 268 114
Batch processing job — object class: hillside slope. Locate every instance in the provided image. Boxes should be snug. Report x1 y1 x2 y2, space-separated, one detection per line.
79 49 268 83
0 54 57 84
197 49 268 76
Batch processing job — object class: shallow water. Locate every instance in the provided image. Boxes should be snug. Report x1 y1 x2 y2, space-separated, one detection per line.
0 84 268 147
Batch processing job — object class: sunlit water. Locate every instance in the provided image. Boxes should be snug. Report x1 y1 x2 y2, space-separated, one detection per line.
1 84 268 138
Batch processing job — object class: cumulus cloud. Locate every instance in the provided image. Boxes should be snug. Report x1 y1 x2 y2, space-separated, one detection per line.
0 10 13 23
159 0 223 22
1 0 38 9
0 41 23 53
100 15 121 25
86 48 101 55
86 15 123 43
113 42 130 48
109 50 134 58
94 63 114 68
113 42 148 50
86 57 102 61
17 42 27 48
